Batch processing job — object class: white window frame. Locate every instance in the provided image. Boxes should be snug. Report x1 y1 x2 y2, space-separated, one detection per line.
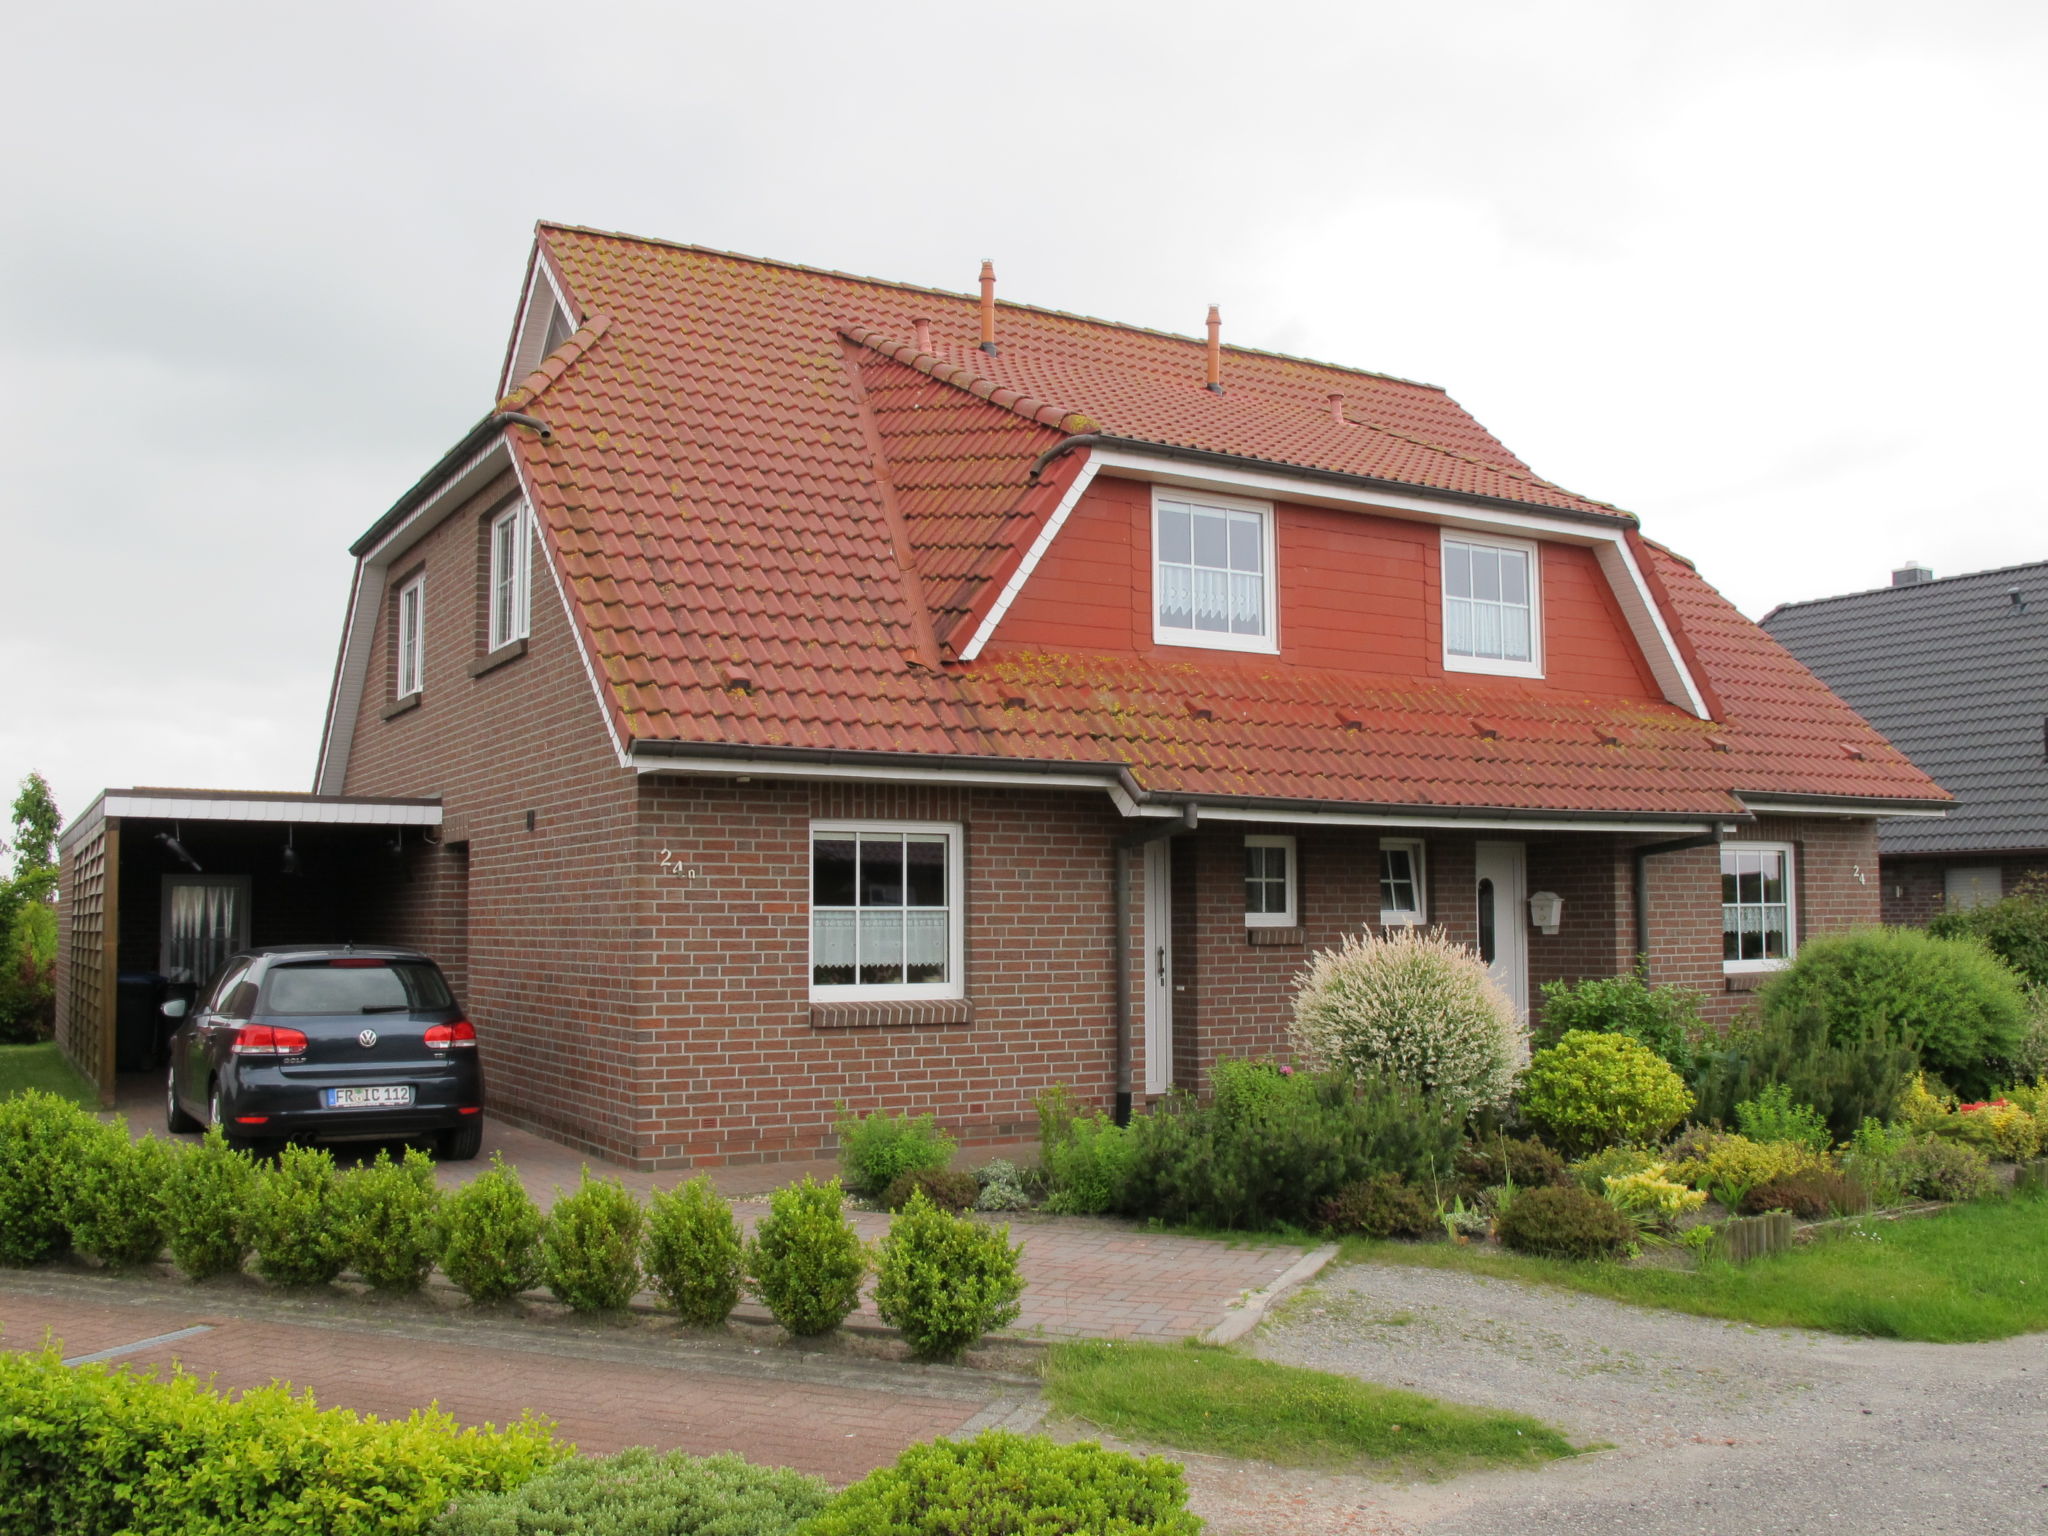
395 574 426 698
1151 486 1279 655
1722 841 1797 974
1379 837 1427 926
488 502 532 652
1243 835 1298 927
808 820 965 1002
1440 529 1543 679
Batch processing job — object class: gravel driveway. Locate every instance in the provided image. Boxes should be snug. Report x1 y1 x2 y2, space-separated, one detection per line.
1236 1259 2048 1535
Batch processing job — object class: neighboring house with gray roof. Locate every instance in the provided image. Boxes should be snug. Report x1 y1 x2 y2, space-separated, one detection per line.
1763 559 2048 924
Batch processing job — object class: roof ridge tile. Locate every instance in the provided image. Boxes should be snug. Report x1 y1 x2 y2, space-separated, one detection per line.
839 327 1098 435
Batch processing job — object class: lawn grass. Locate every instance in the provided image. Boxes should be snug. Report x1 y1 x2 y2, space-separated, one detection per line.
1343 1193 2048 1344
0 1042 97 1107
1044 1338 1580 1477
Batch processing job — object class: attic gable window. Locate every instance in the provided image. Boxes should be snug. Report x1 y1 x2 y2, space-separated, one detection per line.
1442 531 1542 679
488 502 532 651
1153 489 1277 654
395 574 426 698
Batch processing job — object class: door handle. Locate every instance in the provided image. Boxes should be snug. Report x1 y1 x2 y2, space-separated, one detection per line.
1156 945 1168 985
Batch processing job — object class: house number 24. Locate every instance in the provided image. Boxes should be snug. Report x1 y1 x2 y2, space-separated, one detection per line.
658 849 702 880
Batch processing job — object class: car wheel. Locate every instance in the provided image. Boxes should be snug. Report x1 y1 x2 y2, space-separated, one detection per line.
437 1118 485 1161
165 1062 200 1133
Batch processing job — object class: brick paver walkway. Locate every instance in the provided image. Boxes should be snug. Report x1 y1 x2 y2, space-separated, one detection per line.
112 1079 1304 1342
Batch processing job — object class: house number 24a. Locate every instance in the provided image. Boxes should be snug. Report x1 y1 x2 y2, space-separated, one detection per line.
658 849 702 880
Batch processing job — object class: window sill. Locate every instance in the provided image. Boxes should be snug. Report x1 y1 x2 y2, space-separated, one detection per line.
1246 925 1306 947
381 693 422 721
469 637 528 678
809 999 974 1029
1723 971 1774 992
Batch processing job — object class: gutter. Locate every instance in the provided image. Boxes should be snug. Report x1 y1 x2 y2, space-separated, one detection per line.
1633 830 1724 964
1114 804 1197 1126
1024 433 1637 530
348 411 553 558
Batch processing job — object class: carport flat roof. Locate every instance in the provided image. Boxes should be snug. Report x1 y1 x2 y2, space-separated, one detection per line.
61 788 442 850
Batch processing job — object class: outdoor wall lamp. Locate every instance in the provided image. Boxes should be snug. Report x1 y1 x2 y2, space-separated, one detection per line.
1527 890 1563 935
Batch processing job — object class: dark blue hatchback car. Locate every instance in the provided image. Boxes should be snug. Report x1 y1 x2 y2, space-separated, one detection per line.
163 945 484 1158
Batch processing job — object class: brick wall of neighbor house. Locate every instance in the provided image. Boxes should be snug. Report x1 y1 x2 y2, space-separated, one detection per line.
1881 852 2048 926
634 777 1130 1167
338 468 647 1163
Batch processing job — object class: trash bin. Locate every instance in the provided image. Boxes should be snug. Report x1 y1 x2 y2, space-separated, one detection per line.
115 972 167 1073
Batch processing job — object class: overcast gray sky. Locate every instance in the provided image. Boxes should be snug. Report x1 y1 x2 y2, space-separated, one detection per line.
3 1 2043 827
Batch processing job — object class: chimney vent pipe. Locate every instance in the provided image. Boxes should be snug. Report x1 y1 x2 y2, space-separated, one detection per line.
1328 393 1345 423
1892 561 1933 586
1205 304 1222 393
912 317 931 353
979 261 997 354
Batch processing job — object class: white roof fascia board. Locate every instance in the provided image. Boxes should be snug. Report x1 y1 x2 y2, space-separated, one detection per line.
511 450 631 770
360 437 513 570
1592 540 1712 719
1183 804 1721 835
957 451 1102 661
1737 796 1949 820
100 794 442 827
57 793 109 854
498 243 579 400
630 751 1123 799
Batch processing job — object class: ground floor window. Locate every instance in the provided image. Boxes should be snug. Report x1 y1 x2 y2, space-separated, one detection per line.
809 822 963 1001
1723 842 1795 971
1244 835 1297 926
1379 839 1426 925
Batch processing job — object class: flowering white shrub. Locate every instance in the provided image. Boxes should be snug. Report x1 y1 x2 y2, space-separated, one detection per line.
1290 927 1528 1111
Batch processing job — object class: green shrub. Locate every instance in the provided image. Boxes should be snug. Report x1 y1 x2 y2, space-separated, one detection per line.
745 1177 867 1337
1600 1164 1707 1229
1537 970 1701 1072
882 1166 980 1213
1518 1031 1692 1154
1567 1144 1659 1195
1892 1136 1998 1202
796 1431 1201 1536
1758 927 2030 1100
1733 1083 1832 1153
874 1190 1025 1359
1457 1134 1569 1196
1035 1081 1083 1165
1317 1172 1436 1239
971 1158 1034 1212
1044 1112 1137 1215
0 1087 104 1264
437 1153 545 1304
160 1127 257 1278
835 1105 956 1199
1122 1062 1462 1230
67 1125 174 1270
0 1343 563 1536
541 1171 645 1312
435 1446 829 1536
1928 875 2048 987
644 1175 743 1327
1291 926 1528 1110
1841 1116 1914 1205
336 1147 443 1293
1692 1004 1920 1143
1739 1168 1870 1219
247 1143 347 1287
1494 1184 1633 1260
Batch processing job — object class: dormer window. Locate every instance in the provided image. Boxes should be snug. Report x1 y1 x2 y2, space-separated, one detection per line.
1153 489 1277 653
1442 531 1542 679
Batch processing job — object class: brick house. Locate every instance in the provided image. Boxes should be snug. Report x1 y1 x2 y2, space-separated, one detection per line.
1763 559 2048 924
58 224 1951 1167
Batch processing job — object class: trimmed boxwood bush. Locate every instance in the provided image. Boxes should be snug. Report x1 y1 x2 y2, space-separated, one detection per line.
1758 927 2030 1100
434 1446 829 1536
882 1166 980 1214
160 1127 258 1279
1291 926 1528 1110
644 1175 744 1327
437 1153 545 1304
1495 1184 1633 1260
1536 970 1701 1072
1518 1030 1692 1154
745 1177 867 1337
247 1143 348 1287
796 1431 1202 1536
0 1343 563 1536
0 1087 104 1265
1317 1172 1436 1239
67 1126 174 1270
540 1172 645 1313
874 1190 1025 1359
836 1106 956 1200
335 1147 443 1293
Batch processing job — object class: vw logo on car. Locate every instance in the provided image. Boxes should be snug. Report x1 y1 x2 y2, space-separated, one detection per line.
358 1028 378 1048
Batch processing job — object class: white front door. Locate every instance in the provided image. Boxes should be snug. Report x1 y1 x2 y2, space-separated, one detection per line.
1143 840 1174 1094
1473 841 1528 1018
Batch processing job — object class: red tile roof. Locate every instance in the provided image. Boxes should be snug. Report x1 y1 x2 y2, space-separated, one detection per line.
501 223 1945 819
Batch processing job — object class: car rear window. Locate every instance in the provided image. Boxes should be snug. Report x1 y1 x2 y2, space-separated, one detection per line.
262 961 454 1015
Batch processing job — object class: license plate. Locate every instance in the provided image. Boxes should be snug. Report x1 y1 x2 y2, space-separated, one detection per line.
324 1085 415 1109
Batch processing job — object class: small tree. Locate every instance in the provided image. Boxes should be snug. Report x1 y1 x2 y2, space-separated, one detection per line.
1291 926 1528 1110
0 773 60 1041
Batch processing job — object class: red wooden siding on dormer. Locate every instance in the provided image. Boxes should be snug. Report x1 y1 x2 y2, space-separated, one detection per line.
989 475 1661 699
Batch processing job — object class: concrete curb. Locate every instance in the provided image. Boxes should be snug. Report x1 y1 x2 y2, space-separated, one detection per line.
1200 1242 1339 1345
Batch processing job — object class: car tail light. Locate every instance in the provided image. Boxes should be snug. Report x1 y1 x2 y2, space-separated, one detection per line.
425 1019 478 1050
231 1024 310 1056
457 1105 482 1115
233 1115 270 1125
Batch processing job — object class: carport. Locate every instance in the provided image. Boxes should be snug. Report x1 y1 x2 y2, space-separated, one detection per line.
54 788 446 1104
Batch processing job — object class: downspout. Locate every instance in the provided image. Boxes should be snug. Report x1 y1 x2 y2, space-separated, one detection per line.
1632 831 1722 968
1113 803 1198 1126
